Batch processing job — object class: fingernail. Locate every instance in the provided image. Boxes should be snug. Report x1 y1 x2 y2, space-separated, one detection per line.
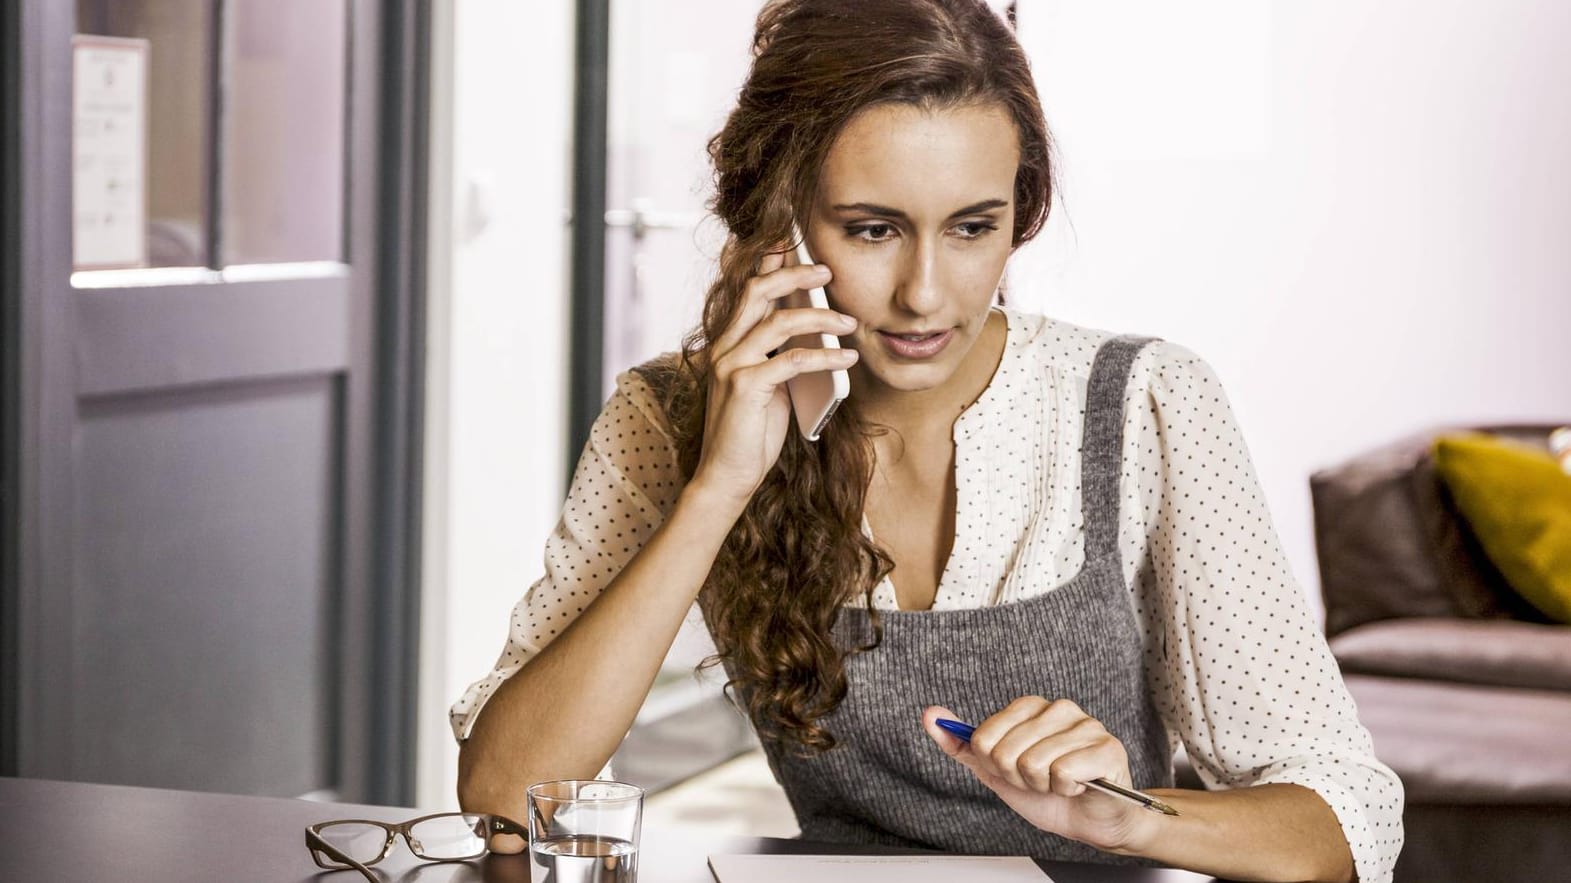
838 313 857 329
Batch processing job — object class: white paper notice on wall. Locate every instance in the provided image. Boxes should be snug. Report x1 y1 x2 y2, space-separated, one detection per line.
72 35 149 270
708 854 1053 883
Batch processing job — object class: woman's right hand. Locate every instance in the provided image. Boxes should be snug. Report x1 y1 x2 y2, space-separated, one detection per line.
688 247 860 511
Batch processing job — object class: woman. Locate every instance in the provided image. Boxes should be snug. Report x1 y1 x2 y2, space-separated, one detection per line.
453 1 1403 880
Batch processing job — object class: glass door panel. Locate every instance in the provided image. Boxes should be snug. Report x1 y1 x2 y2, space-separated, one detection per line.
75 0 213 269
222 0 348 265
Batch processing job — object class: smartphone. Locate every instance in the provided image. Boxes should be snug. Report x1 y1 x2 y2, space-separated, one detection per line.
781 225 851 441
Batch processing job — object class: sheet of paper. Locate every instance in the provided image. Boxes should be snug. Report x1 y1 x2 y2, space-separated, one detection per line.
72 35 149 270
708 854 1053 883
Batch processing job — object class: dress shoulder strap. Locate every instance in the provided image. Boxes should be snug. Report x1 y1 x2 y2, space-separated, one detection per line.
1080 334 1158 563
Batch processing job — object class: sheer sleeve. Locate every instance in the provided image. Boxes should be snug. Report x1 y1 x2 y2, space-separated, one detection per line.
1121 342 1405 883
449 368 685 742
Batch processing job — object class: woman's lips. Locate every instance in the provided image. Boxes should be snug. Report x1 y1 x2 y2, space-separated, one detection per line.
876 329 953 360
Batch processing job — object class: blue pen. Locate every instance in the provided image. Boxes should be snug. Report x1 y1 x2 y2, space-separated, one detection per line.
935 718 1180 817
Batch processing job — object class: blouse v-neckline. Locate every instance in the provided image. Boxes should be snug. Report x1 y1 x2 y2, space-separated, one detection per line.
864 308 1023 611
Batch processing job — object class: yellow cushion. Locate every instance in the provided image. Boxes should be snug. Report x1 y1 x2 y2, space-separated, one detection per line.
1433 434 1571 624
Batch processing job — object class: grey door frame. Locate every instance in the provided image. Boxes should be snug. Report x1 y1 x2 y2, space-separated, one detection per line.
367 0 431 806
567 0 610 472
0 0 29 782
0 0 429 806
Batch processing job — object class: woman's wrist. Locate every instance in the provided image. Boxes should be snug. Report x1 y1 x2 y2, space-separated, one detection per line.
677 473 753 525
1101 789 1178 857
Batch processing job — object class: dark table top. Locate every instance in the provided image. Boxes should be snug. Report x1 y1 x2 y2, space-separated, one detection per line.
0 776 1218 882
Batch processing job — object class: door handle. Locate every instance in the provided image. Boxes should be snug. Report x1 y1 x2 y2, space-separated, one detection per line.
603 198 703 240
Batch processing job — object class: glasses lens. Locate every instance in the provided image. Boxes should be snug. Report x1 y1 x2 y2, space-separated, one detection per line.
314 822 391 865
408 814 489 860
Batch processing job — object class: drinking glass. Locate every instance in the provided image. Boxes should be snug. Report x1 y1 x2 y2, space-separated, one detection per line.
526 779 644 883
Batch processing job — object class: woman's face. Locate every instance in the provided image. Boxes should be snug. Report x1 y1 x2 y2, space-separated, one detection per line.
806 101 1020 402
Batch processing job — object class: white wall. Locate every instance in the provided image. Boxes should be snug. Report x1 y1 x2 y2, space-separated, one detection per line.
418 0 575 810
1011 0 1571 609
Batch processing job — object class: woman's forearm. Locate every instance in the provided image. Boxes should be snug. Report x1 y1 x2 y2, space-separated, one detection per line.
1113 783 1355 883
456 481 744 818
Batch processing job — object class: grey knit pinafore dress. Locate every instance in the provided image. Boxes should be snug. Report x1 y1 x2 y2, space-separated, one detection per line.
737 335 1174 864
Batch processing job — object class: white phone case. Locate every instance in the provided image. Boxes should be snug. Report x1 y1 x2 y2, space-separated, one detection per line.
781 229 851 441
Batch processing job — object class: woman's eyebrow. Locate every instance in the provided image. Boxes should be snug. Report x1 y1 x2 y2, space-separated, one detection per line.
830 198 1009 219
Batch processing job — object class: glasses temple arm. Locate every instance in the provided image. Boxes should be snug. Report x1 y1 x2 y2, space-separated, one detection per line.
305 829 380 883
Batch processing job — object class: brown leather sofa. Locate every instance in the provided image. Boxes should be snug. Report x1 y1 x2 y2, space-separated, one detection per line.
1310 425 1571 883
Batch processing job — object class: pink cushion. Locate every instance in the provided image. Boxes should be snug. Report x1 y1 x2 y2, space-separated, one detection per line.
1331 618 1571 692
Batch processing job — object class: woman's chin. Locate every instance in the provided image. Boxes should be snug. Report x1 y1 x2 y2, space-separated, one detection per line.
853 358 960 397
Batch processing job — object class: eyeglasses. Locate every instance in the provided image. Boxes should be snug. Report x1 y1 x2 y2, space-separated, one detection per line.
305 811 526 881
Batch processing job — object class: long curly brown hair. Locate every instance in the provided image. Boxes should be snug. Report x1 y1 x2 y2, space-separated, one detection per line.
643 0 1055 751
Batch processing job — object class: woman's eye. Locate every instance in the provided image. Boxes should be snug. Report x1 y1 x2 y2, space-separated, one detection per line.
848 223 898 242
954 221 999 239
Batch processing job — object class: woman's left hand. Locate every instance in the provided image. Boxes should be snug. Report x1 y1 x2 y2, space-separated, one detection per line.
922 698 1148 853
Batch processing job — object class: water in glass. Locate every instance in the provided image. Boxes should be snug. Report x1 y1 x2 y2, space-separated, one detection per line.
530 833 637 883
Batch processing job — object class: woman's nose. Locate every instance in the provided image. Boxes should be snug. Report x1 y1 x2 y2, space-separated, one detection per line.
893 237 944 316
